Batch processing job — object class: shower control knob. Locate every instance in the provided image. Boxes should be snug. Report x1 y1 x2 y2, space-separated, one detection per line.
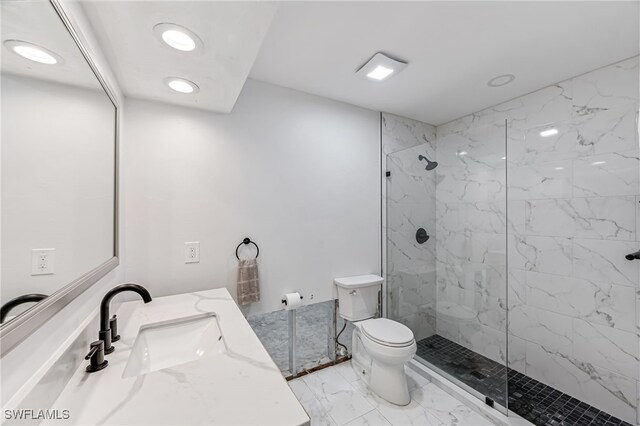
625 250 640 260
416 228 429 244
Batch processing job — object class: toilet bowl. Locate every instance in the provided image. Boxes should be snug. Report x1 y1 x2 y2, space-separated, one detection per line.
351 318 416 405
334 275 417 406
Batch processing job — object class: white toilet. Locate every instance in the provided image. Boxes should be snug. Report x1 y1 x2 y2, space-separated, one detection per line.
334 275 417 406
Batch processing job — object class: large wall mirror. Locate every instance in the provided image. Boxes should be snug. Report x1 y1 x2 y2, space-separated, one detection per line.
0 0 118 354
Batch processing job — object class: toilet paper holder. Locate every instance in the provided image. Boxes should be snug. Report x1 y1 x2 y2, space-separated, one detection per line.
282 294 303 305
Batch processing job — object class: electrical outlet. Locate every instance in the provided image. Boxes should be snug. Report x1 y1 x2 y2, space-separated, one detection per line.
31 248 55 275
184 241 200 263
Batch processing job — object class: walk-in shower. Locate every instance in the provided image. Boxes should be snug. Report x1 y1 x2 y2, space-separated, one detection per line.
384 55 639 426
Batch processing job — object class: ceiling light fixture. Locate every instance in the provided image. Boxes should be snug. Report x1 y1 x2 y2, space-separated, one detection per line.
487 74 515 87
153 23 203 52
367 65 394 80
356 52 407 82
4 40 61 65
539 128 559 137
164 77 200 94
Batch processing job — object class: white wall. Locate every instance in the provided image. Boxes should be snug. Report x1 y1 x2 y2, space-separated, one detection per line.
123 79 381 316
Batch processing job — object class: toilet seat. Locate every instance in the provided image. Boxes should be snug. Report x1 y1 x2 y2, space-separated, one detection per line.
361 318 414 347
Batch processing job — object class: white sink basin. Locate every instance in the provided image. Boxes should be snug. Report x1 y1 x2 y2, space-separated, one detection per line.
123 312 226 378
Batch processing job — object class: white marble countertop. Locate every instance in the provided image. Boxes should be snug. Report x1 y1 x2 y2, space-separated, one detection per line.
46 288 309 426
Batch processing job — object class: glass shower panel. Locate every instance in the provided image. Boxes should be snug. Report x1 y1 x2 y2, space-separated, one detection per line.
506 104 640 425
386 142 437 341
386 122 508 411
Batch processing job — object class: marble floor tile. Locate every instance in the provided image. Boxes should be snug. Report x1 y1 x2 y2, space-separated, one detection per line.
289 377 316 403
412 383 495 425
375 398 445 426
303 367 375 425
290 363 492 426
300 394 339 426
350 377 380 407
344 410 392 426
333 361 359 383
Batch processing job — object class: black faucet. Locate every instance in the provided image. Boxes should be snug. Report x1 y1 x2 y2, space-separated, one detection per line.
0 294 47 323
99 283 152 354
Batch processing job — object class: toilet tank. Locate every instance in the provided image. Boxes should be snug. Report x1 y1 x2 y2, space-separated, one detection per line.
334 275 384 321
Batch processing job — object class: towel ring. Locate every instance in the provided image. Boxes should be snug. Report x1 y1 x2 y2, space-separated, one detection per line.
236 237 259 260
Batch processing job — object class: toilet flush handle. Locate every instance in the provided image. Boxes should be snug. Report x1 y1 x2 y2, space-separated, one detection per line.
350 290 357 295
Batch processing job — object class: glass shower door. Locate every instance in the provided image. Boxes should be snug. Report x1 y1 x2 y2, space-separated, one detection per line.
506 103 640 424
386 121 509 412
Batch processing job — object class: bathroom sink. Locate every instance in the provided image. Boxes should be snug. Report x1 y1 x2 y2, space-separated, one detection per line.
123 312 226 378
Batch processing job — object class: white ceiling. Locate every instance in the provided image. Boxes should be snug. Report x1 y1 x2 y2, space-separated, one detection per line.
79 1 277 112
1 0 102 90
250 1 640 125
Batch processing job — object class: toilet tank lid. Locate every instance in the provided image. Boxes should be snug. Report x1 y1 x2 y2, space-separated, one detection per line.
334 274 384 288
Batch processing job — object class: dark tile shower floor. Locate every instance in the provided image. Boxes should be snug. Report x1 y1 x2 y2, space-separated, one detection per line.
416 335 632 426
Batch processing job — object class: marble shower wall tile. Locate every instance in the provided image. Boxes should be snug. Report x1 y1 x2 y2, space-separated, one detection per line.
508 304 573 354
383 113 438 343
573 151 639 198
382 113 436 156
433 56 639 423
525 341 638 423
508 235 573 275
458 321 508 365
572 319 639 379
573 238 640 288
571 57 640 112
520 106 638 164
438 56 639 139
508 160 573 200
437 201 508 235
526 271 636 332
525 196 636 241
387 150 436 203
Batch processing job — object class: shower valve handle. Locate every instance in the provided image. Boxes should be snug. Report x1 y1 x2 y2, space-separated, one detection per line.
625 251 640 260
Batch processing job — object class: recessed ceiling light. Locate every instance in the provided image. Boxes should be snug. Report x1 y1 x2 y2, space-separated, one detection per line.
554 166 565 171
501 156 507 160
4 40 61 65
356 52 407 82
591 161 606 166
153 23 203 52
539 128 559 137
487 74 515 87
164 77 200 94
